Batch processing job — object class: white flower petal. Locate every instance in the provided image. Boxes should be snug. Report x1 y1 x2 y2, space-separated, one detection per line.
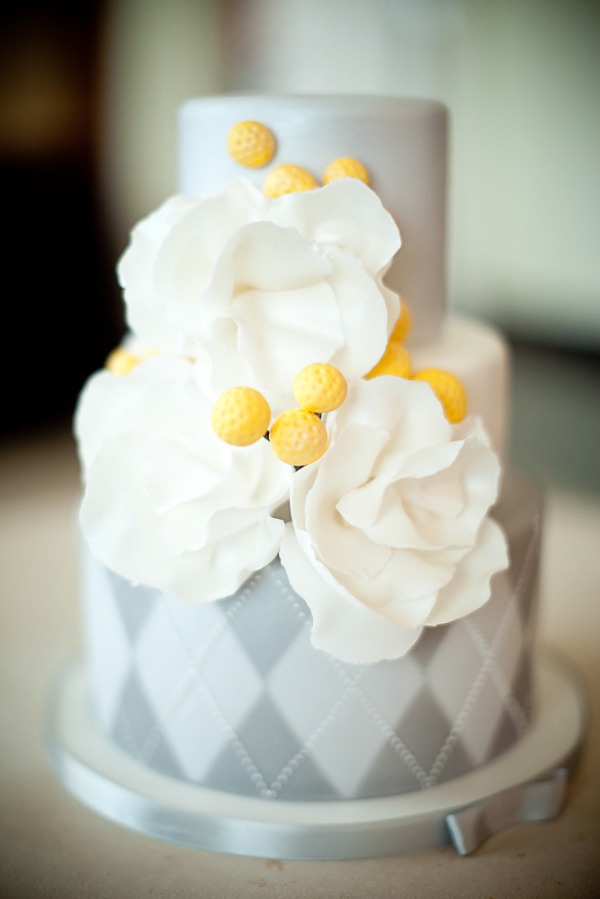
325 250 390 378
232 282 342 395
77 356 292 603
229 221 331 291
281 377 508 661
140 433 227 513
281 524 422 665
425 518 509 625
114 178 399 409
270 178 401 275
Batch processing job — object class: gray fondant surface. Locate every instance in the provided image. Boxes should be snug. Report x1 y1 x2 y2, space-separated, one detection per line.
82 473 541 802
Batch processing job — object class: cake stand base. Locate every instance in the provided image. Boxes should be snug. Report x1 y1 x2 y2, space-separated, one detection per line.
48 650 586 860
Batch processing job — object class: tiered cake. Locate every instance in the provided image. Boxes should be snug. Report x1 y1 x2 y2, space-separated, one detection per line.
74 97 543 828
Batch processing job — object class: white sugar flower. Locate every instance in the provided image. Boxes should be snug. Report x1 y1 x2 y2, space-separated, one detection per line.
75 355 292 603
117 178 400 414
280 377 508 663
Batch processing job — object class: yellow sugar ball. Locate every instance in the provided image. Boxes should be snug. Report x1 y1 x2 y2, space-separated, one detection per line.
269 409 328 467
389 298 413 344
211 387 271 447
293 363 347 413
413 368 467 424
105 346 142 376
263 164 319 198
365 343 412 380
323 157 370 185
226 120 276 168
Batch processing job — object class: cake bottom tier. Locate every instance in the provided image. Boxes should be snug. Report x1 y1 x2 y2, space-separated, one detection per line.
82 473 541 802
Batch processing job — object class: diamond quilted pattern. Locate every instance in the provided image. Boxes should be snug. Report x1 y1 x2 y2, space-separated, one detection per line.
111 669 170 764
83 558 134 730
426 621 483 721
355 739 426 797
83 474 542 801
204 710 339 801
195 626 264 725
221 692 318 796
134 601 205 719
426 735 474 787
107 568 157 642
227 561 307 677
297 686 404 798
267 631 349 740
154 680 233 782
393 685 455 778
352 653 424 724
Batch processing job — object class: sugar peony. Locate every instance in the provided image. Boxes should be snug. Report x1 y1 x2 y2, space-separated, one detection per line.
117 178 400 415
75 355 292 603
280 377 508 663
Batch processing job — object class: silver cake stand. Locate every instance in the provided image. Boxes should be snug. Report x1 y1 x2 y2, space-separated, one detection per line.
48 649 586 860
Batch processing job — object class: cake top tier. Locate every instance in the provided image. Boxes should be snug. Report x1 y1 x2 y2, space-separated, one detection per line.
178 95 447 344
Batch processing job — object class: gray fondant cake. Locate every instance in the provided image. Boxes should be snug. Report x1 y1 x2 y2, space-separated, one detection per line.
75 96 542 810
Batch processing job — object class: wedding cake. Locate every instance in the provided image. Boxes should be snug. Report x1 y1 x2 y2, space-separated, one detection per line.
69 96 549 853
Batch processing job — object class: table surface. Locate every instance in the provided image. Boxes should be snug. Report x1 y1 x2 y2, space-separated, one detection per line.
1 427 599 898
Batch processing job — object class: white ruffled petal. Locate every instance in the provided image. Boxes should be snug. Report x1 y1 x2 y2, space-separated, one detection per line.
112 178 401 409
425 518 509 625
77 355 292 604
325 249 390 379
281 524 422 665
280 377 508 661
270 178 401 275
232 281 342 396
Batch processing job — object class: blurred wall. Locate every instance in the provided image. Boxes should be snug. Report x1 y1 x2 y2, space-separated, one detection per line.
99 0 223 257
101 0 599 349
0 2 119 435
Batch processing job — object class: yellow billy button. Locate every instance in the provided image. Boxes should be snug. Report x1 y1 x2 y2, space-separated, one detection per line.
211 387 271 447
323 157 370 185
269 409 328 467
226 120 276 168
389 298 413 344
365 343 412 380
293 363 347 413
105 346 142 376
413 368 467 424
263 164 319 198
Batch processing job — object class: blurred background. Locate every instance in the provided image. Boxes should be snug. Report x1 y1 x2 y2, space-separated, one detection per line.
0 0 598 492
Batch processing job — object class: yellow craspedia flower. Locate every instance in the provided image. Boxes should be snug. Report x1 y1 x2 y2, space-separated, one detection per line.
269 409 328 467
105 346 142 376
263 164 319 198
226 120 276 168
293 363 347 413
389 298 413 344
211 386 271 447
365 343 412 380
413 368 467 424
323 157 370 185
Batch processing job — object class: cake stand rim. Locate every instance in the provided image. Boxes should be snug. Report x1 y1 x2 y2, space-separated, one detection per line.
46 648 587 860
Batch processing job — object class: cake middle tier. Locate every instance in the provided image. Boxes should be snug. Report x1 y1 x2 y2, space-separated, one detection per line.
409 316 510 460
